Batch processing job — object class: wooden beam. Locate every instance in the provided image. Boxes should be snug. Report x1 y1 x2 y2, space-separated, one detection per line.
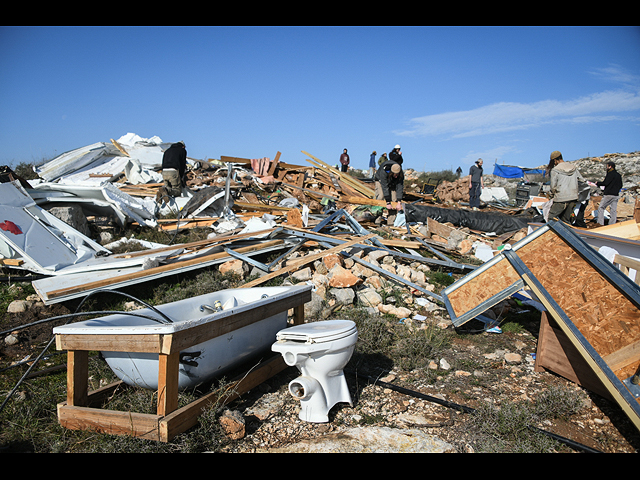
241 233 377 288
157 352 180 416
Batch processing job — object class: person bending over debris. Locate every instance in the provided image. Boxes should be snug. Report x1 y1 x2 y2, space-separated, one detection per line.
161 141 187 197
593 161 623 226
375 159 404 225
468 158 484 210
547 150 585 224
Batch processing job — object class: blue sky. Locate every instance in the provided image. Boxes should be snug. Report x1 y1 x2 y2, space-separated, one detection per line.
1 26 639 174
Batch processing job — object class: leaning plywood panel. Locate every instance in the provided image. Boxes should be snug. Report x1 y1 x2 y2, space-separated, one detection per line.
503 246 640 432
441 252 523 327
443 221 640 430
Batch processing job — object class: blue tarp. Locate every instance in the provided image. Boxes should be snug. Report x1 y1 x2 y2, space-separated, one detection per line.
493 164 546 179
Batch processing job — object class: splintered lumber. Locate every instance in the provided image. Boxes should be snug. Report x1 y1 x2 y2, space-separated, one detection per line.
41 239 285 301
340 196 386 207
590 219 640 240
302 151 375 198
240 233 377 288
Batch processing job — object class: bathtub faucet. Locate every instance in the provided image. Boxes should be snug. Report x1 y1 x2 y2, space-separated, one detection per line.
200 302 223 313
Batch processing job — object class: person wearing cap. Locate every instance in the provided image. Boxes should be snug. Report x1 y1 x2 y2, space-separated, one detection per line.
161 141 187 197
594 161 623 225
375 158 404 224
339 148 350 173
468 158 484 210
546 150 585 224
389 145 403 165
378 152 388 166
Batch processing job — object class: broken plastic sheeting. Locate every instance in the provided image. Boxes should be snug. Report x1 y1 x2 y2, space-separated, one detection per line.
35 133 170 185
31 181 158 228
405 203 542 236
0 181 109 274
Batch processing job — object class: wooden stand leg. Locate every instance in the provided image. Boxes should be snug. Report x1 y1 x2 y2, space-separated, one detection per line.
157 352 179 417
67 350 88 407
293 304 304 326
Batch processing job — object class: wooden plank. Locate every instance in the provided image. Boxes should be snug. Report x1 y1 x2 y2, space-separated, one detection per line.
67 350 88 407
240 233 377 289
339 196 387 207
535 312 612 400
303 151 375 198
45 239 284 300
602 339 640 373
267 151 281 176
57 333 163 354
57 403 162 441
157 352 180 416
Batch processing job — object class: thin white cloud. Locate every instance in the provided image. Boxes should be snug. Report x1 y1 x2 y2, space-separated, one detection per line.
589 64 640 86
396 89 640 139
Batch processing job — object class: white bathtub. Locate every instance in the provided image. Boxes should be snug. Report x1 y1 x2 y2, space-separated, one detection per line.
53 285 312 390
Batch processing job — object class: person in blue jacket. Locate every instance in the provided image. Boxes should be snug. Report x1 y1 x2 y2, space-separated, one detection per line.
368 151 377 177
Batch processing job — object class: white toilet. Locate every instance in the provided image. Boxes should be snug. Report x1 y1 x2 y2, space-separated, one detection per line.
272 320 358 423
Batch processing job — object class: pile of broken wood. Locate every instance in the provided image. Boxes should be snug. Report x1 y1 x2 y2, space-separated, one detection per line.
3 149 640 328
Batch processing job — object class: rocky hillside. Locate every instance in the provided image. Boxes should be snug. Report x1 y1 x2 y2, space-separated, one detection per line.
485 151 640 202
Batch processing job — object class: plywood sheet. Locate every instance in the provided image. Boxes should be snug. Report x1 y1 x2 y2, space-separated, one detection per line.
515 229 640 381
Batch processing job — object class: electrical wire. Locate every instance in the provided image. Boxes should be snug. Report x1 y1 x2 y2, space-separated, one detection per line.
0 289 175 415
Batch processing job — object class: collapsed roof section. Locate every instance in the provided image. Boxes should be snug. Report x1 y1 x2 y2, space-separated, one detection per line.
0 181 110 274
35 133 170 185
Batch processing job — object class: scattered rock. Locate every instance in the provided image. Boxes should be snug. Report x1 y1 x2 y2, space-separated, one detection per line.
327 264 360 288
219 409 245 440
357 288 383 307
292 267 312 282
219 259 247 278
330 287 355 306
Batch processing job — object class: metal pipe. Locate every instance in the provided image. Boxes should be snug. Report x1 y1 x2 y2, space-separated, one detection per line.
349 370 603 453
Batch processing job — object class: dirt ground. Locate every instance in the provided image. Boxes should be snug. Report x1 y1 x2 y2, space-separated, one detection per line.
2 298 639 453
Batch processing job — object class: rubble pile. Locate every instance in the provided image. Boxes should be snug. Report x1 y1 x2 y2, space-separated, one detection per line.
0 135 638 308
2 134 640 443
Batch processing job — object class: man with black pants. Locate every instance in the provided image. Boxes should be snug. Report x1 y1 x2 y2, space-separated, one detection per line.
468 158 484 210
595 161 623 225
161 141 187 197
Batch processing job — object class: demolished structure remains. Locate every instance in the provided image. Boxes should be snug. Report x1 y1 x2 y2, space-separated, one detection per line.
1 133 639 443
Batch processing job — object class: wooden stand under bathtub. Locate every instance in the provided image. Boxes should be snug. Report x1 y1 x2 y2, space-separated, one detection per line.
55 290 310 442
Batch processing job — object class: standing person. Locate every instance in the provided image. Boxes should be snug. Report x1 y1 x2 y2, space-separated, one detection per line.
468 158 484 210
378 152 388 166
389 145 403 165
369 151 377 178
375 158 404 225
339 148 350 173
161 141 187 197
547 150 585 224
595 161 623 225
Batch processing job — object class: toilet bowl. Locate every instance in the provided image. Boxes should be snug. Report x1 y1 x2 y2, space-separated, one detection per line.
272 320 358 423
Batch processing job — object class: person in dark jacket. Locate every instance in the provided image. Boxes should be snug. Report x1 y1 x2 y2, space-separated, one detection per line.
161 141 187 197
339 148 350 173
389 145 403 165
595 161 623 225
468 158 484 210
375 160 404 224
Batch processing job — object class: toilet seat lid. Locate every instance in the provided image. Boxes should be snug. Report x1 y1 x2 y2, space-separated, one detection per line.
276 320 357 344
